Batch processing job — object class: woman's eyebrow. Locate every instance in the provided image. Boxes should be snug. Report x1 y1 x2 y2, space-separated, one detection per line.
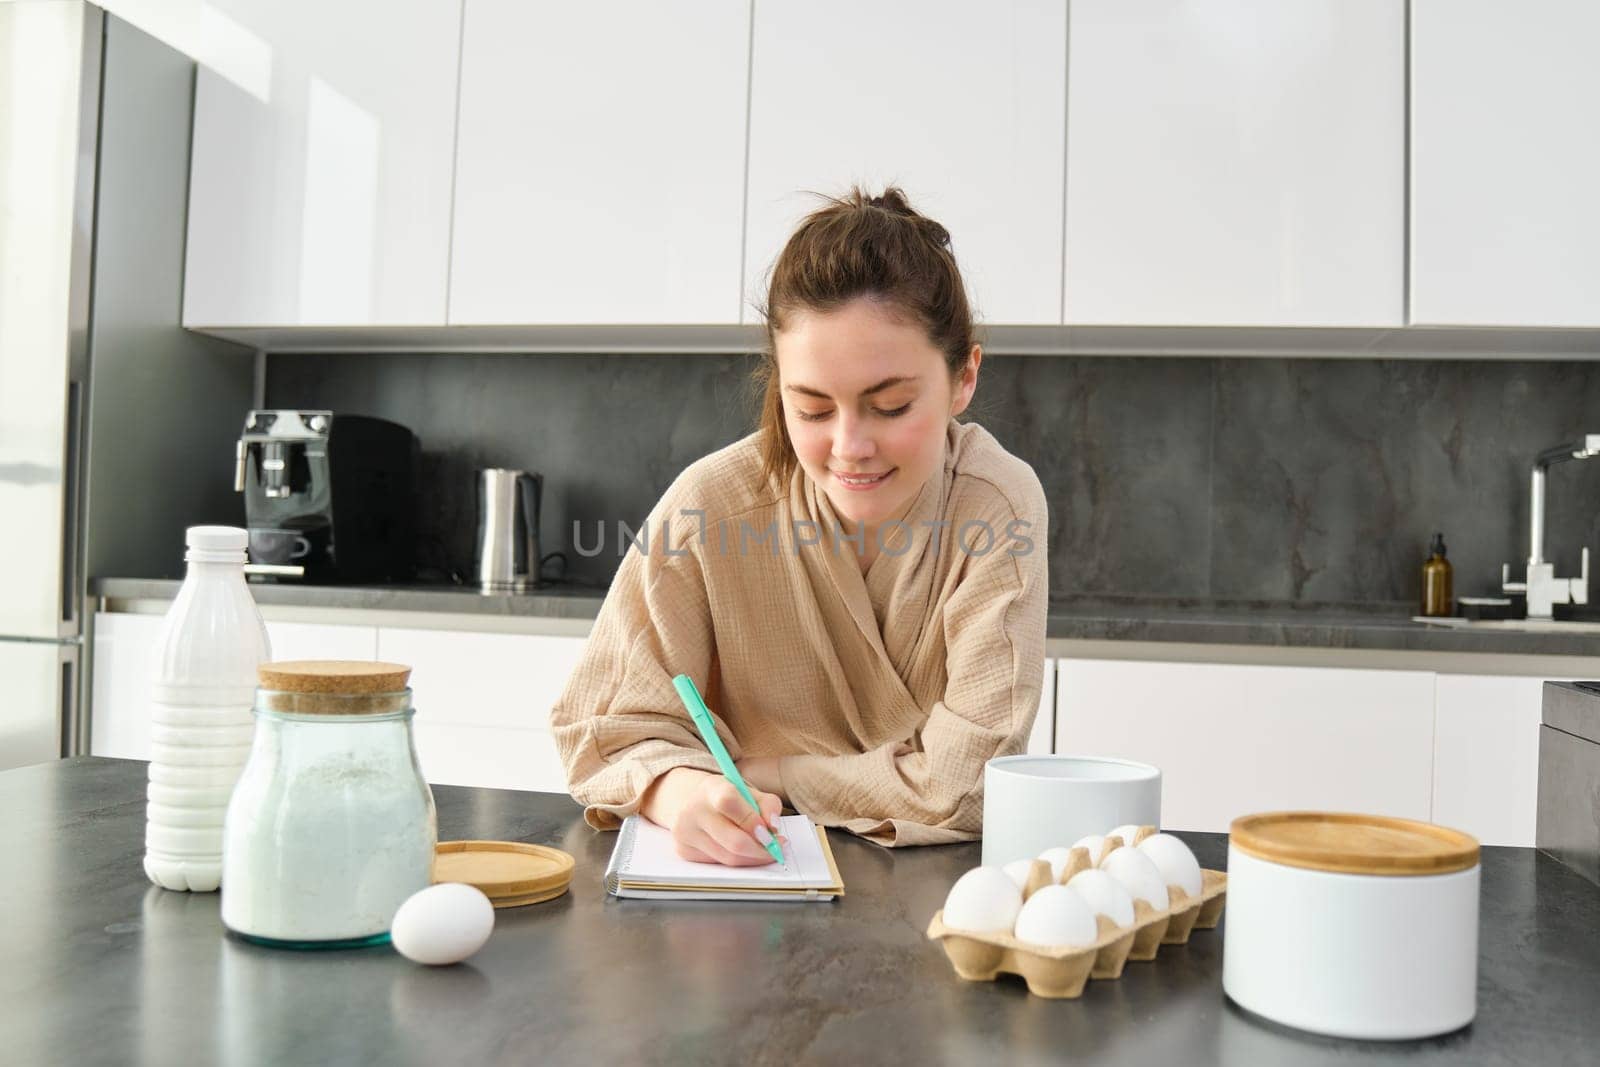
784 375 919 399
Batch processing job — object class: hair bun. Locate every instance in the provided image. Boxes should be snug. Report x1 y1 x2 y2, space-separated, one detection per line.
865 188 915 215
860 187 951 249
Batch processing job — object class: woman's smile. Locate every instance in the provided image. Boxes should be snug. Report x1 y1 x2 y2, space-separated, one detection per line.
833 468 895 490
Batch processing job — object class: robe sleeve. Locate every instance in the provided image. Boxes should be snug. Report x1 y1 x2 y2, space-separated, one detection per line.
549 507 728 831
776 490 1049 847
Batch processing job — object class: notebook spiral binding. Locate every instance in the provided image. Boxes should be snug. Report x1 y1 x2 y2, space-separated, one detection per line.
602 815 640 897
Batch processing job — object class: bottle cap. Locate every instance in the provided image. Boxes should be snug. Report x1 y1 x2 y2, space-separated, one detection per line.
185 525 247 562
1429 532 1447 557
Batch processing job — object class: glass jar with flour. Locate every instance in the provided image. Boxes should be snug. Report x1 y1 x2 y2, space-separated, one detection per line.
221 661 436 948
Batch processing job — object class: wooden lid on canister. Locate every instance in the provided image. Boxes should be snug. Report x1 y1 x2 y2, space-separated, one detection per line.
1230 812 1480 876
257 661 412 714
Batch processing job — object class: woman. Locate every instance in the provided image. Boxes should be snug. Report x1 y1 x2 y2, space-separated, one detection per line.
551 187 1047 865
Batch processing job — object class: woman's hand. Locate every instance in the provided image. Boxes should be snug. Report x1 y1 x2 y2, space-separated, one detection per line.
639 767 788 867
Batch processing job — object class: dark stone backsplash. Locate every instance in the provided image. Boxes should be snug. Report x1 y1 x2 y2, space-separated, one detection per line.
266 352 1600 605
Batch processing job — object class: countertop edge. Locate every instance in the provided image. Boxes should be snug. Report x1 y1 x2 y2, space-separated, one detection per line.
90 577 1600 658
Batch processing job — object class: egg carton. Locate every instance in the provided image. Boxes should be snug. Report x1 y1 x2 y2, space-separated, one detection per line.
925 826 1228 999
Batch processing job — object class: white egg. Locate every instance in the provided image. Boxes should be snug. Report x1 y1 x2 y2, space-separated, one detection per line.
1070 834 1109 864
1100 846 1170 910
1065 868 1137 928
1012 885 1099 949
1137 833 1203 897
391 882 496 966
1001 859 1034 889
942 866 1022 934
1106 823 1146 847
1036 846 1074 882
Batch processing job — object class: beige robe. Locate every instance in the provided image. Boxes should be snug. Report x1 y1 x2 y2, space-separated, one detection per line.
549 419 1048 846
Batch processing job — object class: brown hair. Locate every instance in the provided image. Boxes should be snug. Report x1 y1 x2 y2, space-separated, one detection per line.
752 186 977 489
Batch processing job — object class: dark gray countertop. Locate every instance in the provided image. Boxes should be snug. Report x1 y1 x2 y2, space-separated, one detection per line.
94 577 1600 655
4 757 1597 1065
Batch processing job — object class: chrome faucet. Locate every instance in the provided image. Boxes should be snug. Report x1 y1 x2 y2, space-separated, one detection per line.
1502 434 1600 617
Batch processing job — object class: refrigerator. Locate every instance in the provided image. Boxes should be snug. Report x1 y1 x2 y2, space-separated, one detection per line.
0 2 255 771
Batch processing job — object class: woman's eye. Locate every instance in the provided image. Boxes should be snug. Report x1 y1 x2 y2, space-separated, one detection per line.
794 409 832 423
875 403 912 418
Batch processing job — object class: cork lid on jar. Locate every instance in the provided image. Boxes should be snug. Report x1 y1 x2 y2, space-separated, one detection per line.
257 661 412 714
1230 812 1480 876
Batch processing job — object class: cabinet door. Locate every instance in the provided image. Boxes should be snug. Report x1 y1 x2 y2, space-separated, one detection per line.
1056 658 1434 832
1026 661 1055 756
1410 0 1600 326
262 621 378 662
448 0 749 324
744 0 1067 326
90 612 166 760
1064 0 1404 326
376 627 588 793
183 0 461 326
89 614 378 760
1432 674 1550 847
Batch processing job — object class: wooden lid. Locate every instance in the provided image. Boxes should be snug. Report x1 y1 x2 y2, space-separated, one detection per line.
433 840 575 908
258 661 412 694
1230 812 1480 876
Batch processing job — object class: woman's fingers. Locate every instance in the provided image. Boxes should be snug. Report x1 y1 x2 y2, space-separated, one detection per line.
671 779 794 867
758 791 783 830
702 809 776 863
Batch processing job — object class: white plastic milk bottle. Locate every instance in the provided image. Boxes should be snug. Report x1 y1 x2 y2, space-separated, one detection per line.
144 526 271 891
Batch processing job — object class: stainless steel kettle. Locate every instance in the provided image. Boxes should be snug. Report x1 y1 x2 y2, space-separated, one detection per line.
476 468 542 591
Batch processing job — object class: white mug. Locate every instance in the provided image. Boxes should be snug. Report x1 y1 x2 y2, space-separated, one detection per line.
981 755 1162 867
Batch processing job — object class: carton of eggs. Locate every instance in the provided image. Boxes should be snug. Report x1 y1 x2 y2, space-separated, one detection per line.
925 824 1228 998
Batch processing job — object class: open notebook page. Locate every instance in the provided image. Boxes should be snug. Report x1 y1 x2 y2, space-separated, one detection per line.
614 814 836 888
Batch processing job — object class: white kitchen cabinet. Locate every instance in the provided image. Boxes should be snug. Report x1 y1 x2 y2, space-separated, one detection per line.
1432 674 1551 847
90 612 164 760
183 0 461 326
262 620 379 662
1063 0 1404 326
448 0 749 325
1026 661 1055 756
1409 0 1600 326
1055 658 1435 832
743 0 1067 326
375 627 588 792
90 613 377 760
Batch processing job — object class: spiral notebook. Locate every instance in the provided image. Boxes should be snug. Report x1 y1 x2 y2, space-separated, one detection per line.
603 813 845 901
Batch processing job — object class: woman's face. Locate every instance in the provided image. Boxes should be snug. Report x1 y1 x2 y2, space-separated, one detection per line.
775 296 979 536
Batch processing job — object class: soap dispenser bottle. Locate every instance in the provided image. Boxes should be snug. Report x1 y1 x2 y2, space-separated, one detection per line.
1421 533 1453 617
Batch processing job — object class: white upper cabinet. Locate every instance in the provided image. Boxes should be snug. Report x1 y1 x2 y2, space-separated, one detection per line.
183 0 461 327
448 0 750 325
1410 0 1600 326
1063 0 1405 327
743 0 1067 326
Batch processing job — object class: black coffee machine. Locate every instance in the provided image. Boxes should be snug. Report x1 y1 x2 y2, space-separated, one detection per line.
234 410 417 582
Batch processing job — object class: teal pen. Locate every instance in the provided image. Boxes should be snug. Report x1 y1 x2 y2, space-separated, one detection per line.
671 673 786 865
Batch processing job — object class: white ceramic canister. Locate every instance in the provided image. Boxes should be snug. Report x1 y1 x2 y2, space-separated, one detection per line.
1222 812 1481 1041
221 661 437 948
982 755 1161 867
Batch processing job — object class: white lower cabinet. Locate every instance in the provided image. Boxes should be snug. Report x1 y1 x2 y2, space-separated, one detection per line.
85 606 1558 833
375 627 587 793
1055 658 1436 832
90 612 165 760
89 613 377 761
263 620 379 662
1431 674 1551 847
1026 662 1055 757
